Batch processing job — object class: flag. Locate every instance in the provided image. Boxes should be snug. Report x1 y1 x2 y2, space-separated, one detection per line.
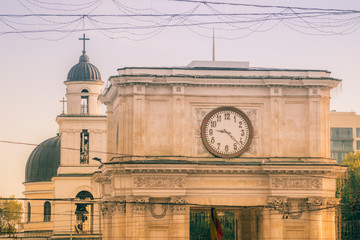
210 208 223 240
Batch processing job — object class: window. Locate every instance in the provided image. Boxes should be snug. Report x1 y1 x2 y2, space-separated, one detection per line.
44 201 51 222
27 202 31 223
331 140 353 152
80 130 89 164
331 136 354 164
331 152 347 164
81 96 89 114
75 191 94 234
357 141 360 150
357 128 360 138
81 89 89 93
330 128 353 139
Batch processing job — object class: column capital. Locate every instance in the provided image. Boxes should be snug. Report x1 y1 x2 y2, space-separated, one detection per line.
129 196 148 215
267 196 287 213
306 197 325 210
170 196 187 214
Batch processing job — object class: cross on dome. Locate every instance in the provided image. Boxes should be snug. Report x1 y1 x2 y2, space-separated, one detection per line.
79 34 90 53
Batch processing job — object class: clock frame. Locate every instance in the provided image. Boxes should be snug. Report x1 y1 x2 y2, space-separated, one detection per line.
200 106 254 158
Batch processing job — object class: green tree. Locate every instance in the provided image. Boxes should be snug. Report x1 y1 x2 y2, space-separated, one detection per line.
337 152 360 220
336 152 360 239
0 196 23 237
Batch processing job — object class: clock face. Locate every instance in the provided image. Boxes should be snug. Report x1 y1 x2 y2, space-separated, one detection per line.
201 106 254 158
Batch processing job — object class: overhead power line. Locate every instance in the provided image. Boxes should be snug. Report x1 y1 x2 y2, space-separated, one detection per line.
171 0 360 13
0 0 359 40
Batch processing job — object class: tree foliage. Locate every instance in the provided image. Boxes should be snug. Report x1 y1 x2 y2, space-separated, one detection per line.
0 196 23 236
337 151 360 221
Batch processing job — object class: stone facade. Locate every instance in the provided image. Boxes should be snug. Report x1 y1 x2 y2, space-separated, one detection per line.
23 59 345 239
95 61 346 239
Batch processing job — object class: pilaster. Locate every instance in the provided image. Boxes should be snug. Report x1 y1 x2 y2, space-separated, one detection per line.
267 196 286 239
133 85 145 155
307 197 324 239
170 197 189 240
172 86 185 155
269 87 282 157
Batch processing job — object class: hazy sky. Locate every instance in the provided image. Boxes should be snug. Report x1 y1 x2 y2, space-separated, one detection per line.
1 0 360 198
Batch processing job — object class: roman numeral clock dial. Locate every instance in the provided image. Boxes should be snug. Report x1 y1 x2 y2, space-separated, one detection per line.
201 107 254 158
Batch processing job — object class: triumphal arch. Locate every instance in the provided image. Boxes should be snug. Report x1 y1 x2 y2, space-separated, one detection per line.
95 60 345 239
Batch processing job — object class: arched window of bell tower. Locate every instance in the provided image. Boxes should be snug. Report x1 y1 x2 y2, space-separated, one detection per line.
75 191 94 234
80 130 89 164
27 202 31 223
81 89 89 114
44 201 51 222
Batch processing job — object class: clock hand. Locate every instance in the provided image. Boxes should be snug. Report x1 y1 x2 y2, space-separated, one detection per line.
222 129 241 145
216 129 226 133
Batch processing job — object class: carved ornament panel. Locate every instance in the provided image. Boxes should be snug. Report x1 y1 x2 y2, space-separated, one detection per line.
133 176 185 188
271 177 322 190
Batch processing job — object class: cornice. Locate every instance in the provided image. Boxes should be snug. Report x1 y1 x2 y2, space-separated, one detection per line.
99 164 345 177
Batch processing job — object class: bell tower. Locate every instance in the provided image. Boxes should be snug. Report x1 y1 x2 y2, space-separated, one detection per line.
53 35 107 238
65 34 103 116
56 34 107 167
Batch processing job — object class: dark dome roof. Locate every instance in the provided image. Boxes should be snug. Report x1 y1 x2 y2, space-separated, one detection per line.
67 51 101 82
25 136 61 183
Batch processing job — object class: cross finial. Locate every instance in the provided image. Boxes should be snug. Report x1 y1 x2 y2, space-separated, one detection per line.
59 97 67 114
79 34 90 53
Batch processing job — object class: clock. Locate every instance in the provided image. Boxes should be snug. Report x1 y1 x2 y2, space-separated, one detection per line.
201 106 254 158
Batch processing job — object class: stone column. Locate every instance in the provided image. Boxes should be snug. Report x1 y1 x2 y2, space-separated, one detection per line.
170 197 189 240
100 202 113 240
111 202 126 239
259 207 271 240
267 197 286 240
235 211 242 240
307 197 324 239
129 196 148 240
323 198 340 240
251 208 259 239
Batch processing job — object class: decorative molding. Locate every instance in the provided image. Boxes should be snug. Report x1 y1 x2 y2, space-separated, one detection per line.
306 197 325 210
101 197 126 216
195 137 208 155
150 204 168 219
267 196 287 213
124 168 332 176
100 203 110 217
133 176 185 188
326 197 340 206
112 202 126 214
271 177 322 190
244 109 257 130
171 197 187 214
324 197 340 214
284 199 306 219
246 137 258 155
130 196 148 214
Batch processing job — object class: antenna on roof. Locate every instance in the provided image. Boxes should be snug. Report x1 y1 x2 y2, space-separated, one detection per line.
212 28 215 61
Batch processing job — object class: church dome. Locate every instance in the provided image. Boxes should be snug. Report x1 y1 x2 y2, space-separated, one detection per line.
25 136 61 183
67 51 101 82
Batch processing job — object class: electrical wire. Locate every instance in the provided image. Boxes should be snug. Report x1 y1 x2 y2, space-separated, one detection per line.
0 0 359 40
